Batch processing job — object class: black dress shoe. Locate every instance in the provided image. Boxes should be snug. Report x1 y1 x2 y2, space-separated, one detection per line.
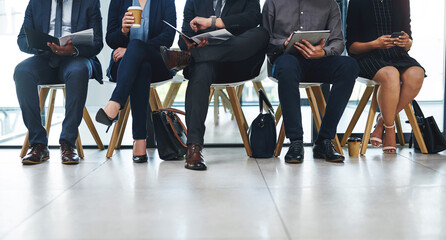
285 140 304 164
95 108 119 133
22 144 50 165
185 143 207 171
133 154 148 163
60 141 80 165
313 139 345 162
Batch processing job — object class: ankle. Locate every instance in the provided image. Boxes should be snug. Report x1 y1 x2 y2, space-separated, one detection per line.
104 101 120 118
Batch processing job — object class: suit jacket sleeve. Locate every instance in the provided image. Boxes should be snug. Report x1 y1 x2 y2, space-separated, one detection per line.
220 0 261 33
75 0 103 58
323 0 345 56
106 0 129 49
179 0 196 51
17 0 42 55
146 0 176 49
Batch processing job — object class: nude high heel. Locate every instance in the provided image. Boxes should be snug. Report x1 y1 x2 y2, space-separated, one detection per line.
382 123 397 154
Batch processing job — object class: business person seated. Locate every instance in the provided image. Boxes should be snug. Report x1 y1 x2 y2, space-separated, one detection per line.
346 0 424 154
14 0 103 165
160 0 269 171
262 0 359 164
95 0 176 163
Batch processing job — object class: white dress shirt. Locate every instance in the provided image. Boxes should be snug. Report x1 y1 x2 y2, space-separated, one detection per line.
48 0 73 37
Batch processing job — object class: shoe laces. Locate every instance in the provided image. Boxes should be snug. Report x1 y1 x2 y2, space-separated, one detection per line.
289 140 303 154
30 144 45 154
323 139 336 153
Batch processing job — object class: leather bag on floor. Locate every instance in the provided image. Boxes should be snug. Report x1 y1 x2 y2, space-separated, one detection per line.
248 89 277 158
152 108 187 160
408 100 446 153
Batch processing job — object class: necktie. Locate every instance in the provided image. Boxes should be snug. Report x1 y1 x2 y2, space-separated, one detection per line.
54 0 63 38
215 0 222 18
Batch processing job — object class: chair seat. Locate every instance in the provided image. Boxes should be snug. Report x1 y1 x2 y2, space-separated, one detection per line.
357 77 378 86
268 77 322 88
39 84 66 89
211 80 249 89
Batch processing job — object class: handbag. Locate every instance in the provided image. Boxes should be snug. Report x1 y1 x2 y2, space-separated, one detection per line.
152 108 187 160
408 100 446 153
248 89 277 158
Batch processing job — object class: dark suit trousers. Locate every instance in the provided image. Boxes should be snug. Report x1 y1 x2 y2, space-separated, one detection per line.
110 39 173 140
272 54 359 142
14 55 92 147
185 27 269 145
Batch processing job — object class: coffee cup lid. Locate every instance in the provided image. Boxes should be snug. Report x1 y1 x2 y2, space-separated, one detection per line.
128 6 143 11
347 137 362 142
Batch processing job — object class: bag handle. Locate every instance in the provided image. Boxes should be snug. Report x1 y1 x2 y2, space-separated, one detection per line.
258 89 275 114
166 114 187 148
411 100 425 118
154 108 186 116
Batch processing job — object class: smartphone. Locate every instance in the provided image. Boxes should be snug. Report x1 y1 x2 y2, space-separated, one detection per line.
390 32 404 38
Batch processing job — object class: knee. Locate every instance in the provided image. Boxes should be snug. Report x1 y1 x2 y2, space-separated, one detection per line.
375 67 400 88
403 67 424 90
255 27 270 47
273 54 301 78
14 61 32 83
339 57 359 77
63 60 90 82
127 39 145 50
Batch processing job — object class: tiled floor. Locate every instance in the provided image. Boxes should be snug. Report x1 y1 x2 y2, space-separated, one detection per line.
1 147 446 239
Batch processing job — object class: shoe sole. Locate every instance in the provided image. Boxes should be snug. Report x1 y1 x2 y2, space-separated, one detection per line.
285 159 303 164
62 161 79 165
22 156 49 165
185 166 207 171
313 152 344 162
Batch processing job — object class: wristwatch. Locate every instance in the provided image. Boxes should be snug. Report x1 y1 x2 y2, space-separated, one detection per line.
210 15 216 29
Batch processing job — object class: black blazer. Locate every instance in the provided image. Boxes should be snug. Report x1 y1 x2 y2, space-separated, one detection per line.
179 0 261 50
17 0 104 82
346 0 412 57
106 0 176 50
105 0 176 81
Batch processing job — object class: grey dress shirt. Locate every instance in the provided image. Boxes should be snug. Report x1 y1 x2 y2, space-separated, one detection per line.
262 0 345 58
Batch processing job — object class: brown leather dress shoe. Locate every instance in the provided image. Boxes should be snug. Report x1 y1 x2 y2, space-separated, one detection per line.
185 143 207 171
160 46 192 72
22 144 50 165
60 141 80 165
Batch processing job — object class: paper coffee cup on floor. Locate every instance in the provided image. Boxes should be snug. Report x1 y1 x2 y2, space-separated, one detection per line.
347 137 361 157
128 6 142 28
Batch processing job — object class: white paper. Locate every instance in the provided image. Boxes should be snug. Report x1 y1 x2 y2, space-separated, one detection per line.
59 29 94 46
191 29 233 44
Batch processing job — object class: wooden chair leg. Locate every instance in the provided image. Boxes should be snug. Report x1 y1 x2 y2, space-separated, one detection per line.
213 89 220 125
395 113 405 146
226 86 252 156
153 88 164 109
311 86 343 154
116 100 131 149
306 88 322 133
149 88 158 111
275 121 286 157
404 104 428 153
106 99 129 158
209 87 215 104
163 82 182 108
21 88 51 158
340 86 374 146
236 84 244 101
76 131 84 159
44 89 57 137
275 104 282 124
83 107 104 150
360 87 379 155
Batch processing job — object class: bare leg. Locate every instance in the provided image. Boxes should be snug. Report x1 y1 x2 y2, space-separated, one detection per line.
133 139 147 156
395 66 424 113
103 100 120 119
373 67 400 153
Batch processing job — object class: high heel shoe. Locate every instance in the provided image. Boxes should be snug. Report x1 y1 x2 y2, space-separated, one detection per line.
382 123 397 154
132 141 148 163
95 108 119 133
370 113 383 147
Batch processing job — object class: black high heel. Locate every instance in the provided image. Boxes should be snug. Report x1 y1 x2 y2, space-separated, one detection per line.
132 141 148 163
95 108 119 133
